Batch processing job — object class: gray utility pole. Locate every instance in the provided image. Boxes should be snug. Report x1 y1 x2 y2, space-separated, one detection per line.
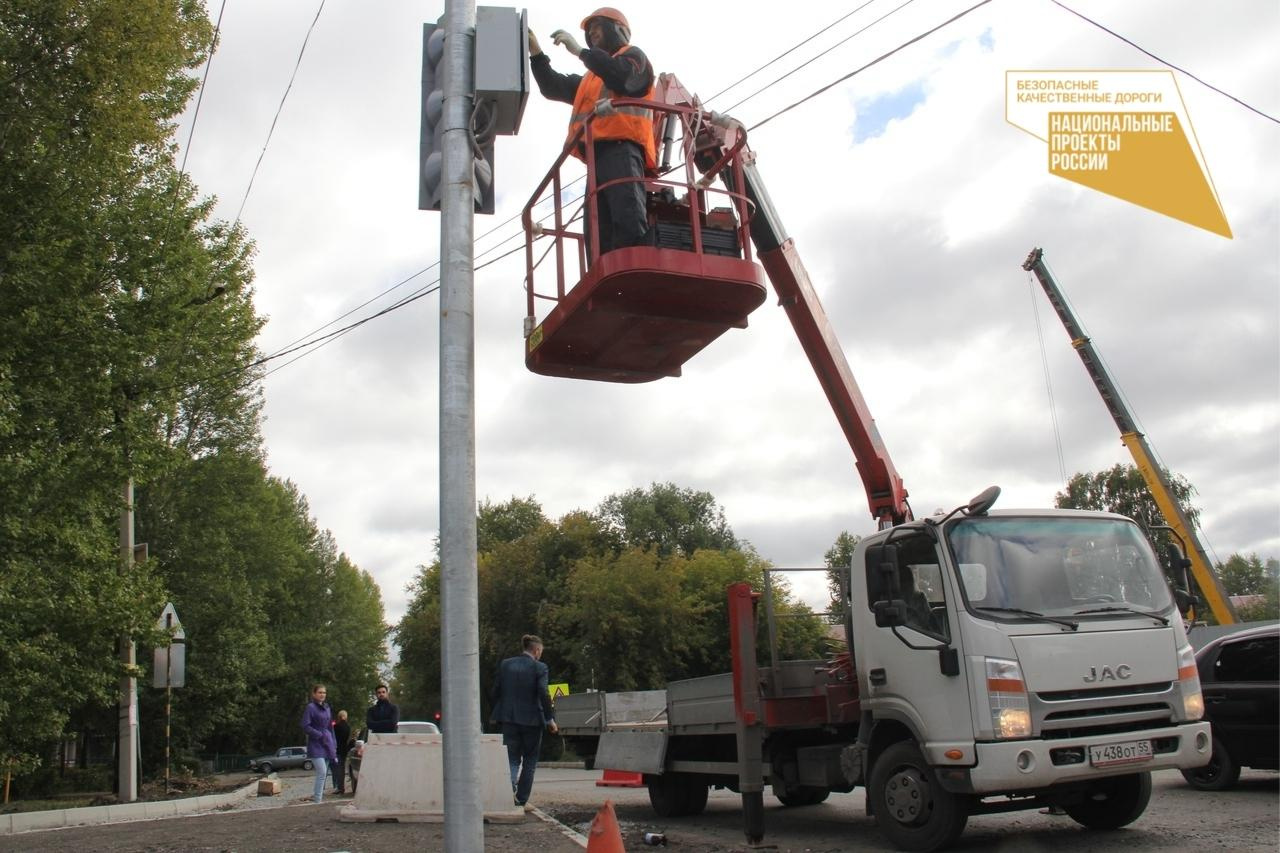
438 1 483 850
117 479 138 802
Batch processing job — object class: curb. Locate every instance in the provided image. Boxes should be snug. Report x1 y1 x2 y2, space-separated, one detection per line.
1 777 259 836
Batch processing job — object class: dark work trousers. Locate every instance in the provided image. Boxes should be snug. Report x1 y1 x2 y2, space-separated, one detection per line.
502 722 544 805
333 752 347 793
587 139 648 258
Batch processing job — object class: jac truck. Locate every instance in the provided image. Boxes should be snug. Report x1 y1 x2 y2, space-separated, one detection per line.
521 76 1213 851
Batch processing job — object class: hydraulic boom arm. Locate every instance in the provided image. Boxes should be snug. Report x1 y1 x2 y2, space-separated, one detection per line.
1022 248 1236 624
654 75 911 527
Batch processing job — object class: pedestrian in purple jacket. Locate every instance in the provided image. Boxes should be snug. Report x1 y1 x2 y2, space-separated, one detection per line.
300 684 337 803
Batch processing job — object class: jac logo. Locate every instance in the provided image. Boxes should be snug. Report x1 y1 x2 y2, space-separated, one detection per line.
1083 664 1132 683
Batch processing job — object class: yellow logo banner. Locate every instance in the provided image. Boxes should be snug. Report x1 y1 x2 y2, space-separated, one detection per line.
1006 71 1230 238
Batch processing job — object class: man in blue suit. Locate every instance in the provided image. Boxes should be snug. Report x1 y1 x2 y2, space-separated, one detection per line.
490 634 558 808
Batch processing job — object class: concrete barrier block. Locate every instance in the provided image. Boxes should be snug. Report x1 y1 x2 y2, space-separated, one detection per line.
257 778 282 796
340 733 522 822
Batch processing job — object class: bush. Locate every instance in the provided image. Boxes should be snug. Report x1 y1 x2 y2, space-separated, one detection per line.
10 767 111 799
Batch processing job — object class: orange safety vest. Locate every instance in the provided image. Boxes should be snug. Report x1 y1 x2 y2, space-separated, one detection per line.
567 45 656 172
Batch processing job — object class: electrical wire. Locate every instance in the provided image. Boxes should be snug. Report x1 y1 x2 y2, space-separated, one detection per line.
233 0 328 223
723 0 921 114
215 0 991 387
1050 0 1278 125
749 0 994 132
703 1 880 104
178 0 229 176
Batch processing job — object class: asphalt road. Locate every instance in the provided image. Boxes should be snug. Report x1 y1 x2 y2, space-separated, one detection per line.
0 766 1274 851
533 766 1279 852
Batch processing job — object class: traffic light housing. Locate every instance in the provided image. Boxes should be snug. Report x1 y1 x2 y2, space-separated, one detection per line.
419 9 527 216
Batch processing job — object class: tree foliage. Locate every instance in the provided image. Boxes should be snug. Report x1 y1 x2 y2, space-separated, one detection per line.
394 490 827 724
1217 553 1279 622
824 530 861 617
1054 464 1199 575
597 482 737 557
0 1 388 786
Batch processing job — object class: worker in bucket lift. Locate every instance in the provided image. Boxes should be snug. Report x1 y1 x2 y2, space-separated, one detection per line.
528 7 656 255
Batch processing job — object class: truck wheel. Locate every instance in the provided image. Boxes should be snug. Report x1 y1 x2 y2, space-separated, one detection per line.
869 741 968 852
682 778 709 816
648 773 707 817
1180 737 1240 791
302 759 314 771
775 785 830 807
1063 772 1151 829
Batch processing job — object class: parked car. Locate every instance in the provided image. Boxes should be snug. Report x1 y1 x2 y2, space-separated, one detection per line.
1182 623 1279 790
249 746 313 774
346 721 440 792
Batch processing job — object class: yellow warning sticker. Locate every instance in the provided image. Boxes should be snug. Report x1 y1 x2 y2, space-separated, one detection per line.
548 682 570 699
527 324 544 353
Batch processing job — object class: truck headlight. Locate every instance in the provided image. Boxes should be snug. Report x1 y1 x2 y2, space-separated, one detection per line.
1177 644 1203 720
986 657 1031 739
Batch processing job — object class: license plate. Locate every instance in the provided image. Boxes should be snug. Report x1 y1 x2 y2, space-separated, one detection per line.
1088 739 1153 767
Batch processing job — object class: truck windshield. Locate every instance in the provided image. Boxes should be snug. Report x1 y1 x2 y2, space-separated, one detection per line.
946 517 1174 620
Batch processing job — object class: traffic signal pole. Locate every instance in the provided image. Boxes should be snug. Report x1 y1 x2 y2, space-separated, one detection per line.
437 1 484 850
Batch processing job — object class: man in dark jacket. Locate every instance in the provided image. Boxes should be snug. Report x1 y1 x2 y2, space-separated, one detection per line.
490 634 558 808
528 7 655 256
365 683 400 734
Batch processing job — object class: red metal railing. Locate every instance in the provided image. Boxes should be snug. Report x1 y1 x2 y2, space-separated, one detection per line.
522 97 757 331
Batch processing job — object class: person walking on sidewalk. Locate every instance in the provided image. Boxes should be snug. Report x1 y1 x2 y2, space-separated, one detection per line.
300 684 337 804
490 634 559 809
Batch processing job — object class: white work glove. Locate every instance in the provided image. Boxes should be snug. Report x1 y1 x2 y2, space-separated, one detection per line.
550 29 584 56
527 28 542 56
593 98 617 117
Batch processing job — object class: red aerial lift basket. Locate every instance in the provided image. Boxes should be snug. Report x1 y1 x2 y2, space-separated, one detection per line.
522 90 767 383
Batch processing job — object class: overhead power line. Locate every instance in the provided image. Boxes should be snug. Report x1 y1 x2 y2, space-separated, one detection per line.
705 1 879 104
178 0 229 176
234 0 329 223
724 0 922 114
1050 0 1278 125
223 0 990 389
750 0 994 132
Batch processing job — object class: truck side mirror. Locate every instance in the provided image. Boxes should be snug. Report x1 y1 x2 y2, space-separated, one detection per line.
866 543 900 598
873 598 905 628
1172 587 1201 614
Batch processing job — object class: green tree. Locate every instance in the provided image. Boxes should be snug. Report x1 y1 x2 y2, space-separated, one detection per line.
0 0 243 775
1217 553 1279 621
597 482 736 557
824 531 861 619
1054 464 1199 576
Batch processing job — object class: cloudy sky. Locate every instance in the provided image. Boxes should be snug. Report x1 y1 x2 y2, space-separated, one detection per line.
175 0 1279 624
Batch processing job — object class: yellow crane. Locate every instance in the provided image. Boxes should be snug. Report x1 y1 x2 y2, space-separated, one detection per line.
1022 248 1237 625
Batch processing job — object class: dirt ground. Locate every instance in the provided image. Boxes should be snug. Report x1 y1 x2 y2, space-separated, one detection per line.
0 802 590 853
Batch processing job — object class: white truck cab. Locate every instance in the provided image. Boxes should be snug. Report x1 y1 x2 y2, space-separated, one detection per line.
850 497 1211 849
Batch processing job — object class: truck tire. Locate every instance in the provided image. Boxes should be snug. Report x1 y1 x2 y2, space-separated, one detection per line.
1063 772 1151 829
648 773 708 817
1180 736 1240 791
775 785 830 807
868 741 968 852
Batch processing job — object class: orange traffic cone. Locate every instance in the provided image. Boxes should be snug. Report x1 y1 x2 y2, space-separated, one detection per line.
586 799 625 853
